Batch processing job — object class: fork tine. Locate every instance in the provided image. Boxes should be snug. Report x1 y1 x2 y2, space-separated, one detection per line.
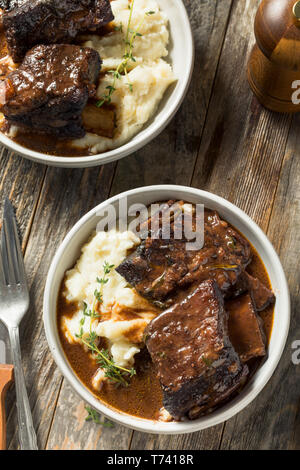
1 198 26 286
1 219 16 285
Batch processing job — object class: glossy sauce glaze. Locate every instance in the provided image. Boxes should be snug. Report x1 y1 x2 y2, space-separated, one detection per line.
56 237 275 421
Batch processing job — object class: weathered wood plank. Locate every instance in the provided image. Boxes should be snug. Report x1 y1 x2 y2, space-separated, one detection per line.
0 149 47 247
0 149 47 447
191 0 292 227
4 164 119 450
46 382 133 450
130 427 223 451
220 113 300 450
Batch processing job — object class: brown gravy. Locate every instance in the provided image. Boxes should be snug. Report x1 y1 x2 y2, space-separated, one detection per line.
56 236 275 421
12 132 93 157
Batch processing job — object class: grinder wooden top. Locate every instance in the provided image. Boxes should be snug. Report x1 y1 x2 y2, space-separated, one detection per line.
255 0 300 70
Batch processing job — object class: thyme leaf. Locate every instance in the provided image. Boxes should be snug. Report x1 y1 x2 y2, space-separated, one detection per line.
76 261 136 386
227 236 237 249
96 0 152 107
114 23 123 32
85 406 114 427
83 301 100 319
157 351 166 359
93 261 115 309
201 355 214 367
81 333 136 387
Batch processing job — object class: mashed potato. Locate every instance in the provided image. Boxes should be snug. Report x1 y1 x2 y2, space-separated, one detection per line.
82 0 170 71
61 229 159 390
71 0 176 154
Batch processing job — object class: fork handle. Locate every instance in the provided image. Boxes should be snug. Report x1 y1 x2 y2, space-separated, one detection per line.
8 326 38 450
0 365 14 450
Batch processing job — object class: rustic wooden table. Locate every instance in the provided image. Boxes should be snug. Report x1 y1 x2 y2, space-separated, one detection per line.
0 0 299 450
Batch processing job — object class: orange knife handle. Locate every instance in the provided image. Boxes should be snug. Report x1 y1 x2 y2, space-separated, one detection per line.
0 365 14 451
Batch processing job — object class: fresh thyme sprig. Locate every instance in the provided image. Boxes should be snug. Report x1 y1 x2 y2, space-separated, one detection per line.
96 1 156 107
76 261 115 335
76 261 136 387
80 331 136 387
85 405 114 427
76 293 102 339
76 261 114 338
94 261 115 305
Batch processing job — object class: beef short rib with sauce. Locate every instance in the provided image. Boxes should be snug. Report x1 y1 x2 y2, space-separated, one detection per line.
226 293 266 363
1 0 113 62
116 201 252 308
229 271 275 312
145 280 248 420
0 44 101 138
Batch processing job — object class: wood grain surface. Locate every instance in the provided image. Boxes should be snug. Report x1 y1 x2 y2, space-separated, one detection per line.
0 0 299 450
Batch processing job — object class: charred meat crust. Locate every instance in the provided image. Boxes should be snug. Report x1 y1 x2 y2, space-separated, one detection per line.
226 293 266 363
1 0 114 62
0 44 101 138
116 201 252 307
145 280 249 420
228 271 275 311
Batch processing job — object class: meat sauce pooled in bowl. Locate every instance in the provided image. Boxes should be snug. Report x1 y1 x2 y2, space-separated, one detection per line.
57 200 275 422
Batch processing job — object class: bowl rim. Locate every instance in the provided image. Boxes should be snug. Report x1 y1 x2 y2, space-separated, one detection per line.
0 0 194 168
43 185 291 434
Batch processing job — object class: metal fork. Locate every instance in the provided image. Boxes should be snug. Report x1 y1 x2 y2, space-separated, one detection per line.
0 198 38 450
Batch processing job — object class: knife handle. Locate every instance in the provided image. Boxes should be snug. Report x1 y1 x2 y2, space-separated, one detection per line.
0 365 14 451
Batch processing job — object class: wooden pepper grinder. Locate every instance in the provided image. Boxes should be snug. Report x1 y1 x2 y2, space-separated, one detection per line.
247 0 300 112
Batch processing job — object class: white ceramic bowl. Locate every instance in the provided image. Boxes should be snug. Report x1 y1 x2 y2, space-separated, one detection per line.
0 0 194 168
43 185 290 434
